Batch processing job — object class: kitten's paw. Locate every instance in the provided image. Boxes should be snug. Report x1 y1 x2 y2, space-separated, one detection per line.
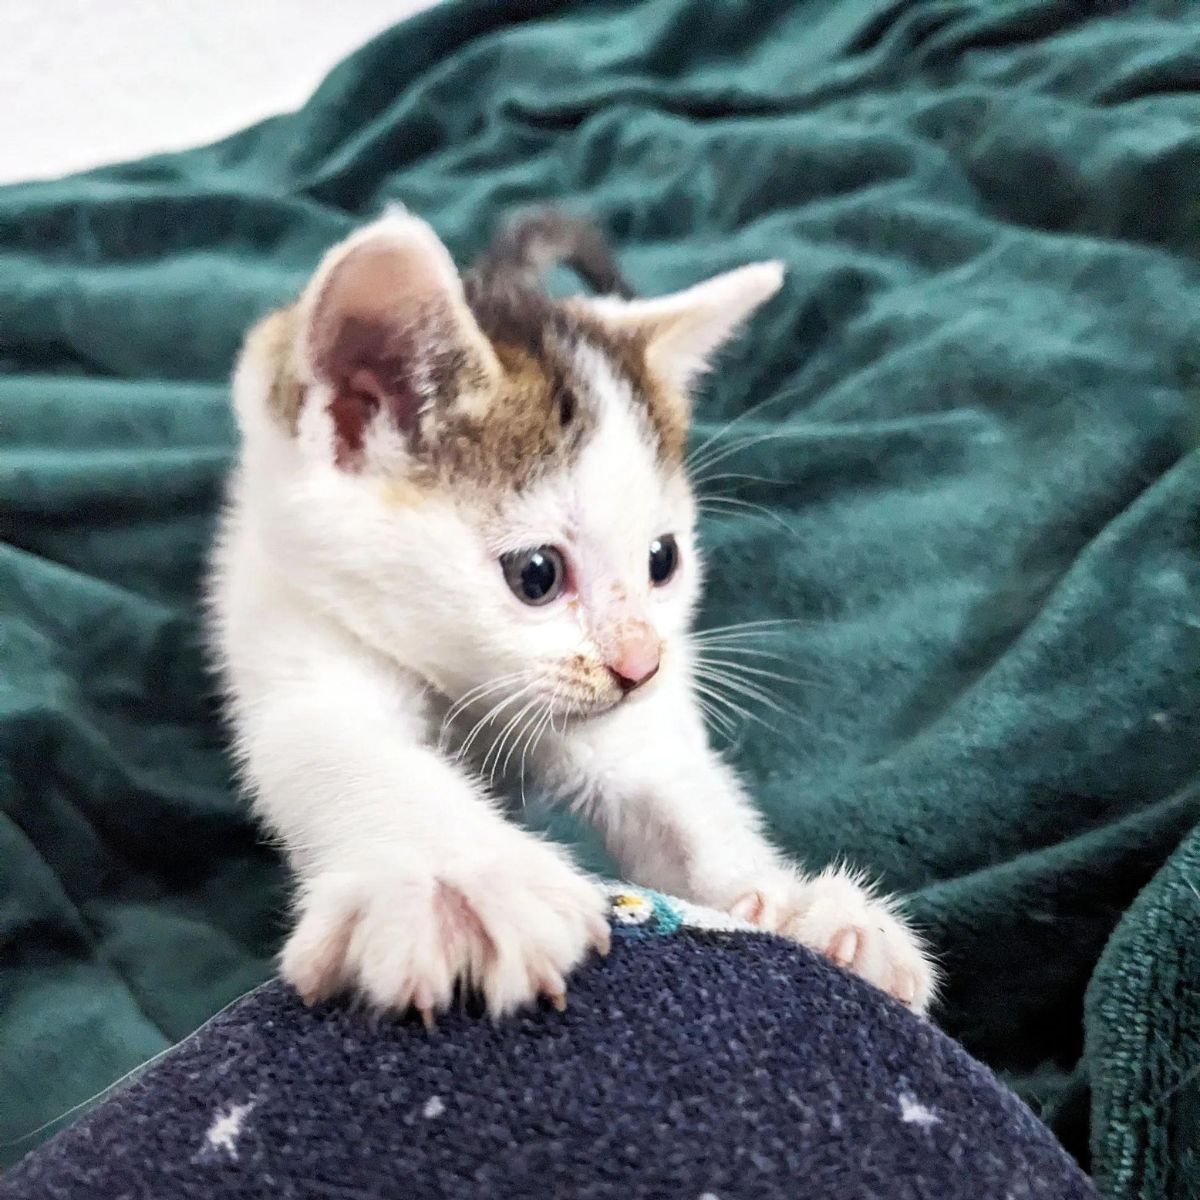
281 840 610 1021
726 866 937 1014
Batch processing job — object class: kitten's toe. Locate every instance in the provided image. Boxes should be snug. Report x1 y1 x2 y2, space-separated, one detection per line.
786 868 938 1014
474 861 608 1017
280 873 360 1005
729 888 772 926
589 918 613 957
826 925 862 968
722 867 938 1014
891 967 919 1008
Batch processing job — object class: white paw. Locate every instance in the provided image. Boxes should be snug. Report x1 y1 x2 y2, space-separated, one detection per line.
726 866 938 1014
280 838 610 1022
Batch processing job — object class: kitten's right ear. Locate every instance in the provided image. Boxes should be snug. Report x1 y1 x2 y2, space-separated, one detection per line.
297 209 500 468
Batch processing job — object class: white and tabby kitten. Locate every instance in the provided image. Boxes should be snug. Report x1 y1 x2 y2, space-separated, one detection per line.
208 207 936 1021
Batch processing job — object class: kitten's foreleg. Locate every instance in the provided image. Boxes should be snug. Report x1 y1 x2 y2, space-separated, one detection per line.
552 683 937 1013
234 637 608 1019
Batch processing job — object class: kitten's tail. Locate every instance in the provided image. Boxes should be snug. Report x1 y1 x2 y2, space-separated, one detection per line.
471 207 635 298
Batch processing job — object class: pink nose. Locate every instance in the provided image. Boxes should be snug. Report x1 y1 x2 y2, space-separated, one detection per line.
607 623 661 694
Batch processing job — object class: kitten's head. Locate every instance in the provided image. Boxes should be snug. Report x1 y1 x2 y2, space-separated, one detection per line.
235 209 781 725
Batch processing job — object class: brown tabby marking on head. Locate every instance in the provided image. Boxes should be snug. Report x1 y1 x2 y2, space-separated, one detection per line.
248 304 304 433
558 296 687 465
249 277 685 491
465 280 688 471
427 333 591 493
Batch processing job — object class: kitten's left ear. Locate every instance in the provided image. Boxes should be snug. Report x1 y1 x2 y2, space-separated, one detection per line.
579 261 784 393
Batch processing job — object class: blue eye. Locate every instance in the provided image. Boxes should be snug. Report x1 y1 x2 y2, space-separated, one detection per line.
649 535 678 585
501 546 566 605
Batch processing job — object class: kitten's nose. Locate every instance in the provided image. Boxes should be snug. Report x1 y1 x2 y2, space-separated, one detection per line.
606 623 661 694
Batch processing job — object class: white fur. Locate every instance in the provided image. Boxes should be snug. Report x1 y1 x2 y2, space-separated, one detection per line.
208 213 937 1018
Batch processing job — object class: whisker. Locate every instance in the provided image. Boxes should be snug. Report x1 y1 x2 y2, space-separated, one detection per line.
688 642 792 662
697 495 798 537
517 711 544 807
517 694 550 807
692 666 796 719
694 665 791 709
689 429 798 479
689 632 792 647
483 695 543 790
443 670 528 723
519 693 558 807
444 671 522 715
692 680 749 723
691 618 806 638
699 649 834 690
693 655 804 687
455 691 522 764
686 390 796 473
513 701 553 791
503 694 549 783
692 680 779 734
692 471 783 489
488 689 551 790
456 680 537 763
688 632 834 681
439 670 530 748
693 692 739 740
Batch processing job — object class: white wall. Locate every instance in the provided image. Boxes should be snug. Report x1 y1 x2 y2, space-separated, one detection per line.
0 1 439 184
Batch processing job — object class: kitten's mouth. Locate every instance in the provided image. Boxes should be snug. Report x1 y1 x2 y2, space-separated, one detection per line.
548 695 621 727
555 681 651 725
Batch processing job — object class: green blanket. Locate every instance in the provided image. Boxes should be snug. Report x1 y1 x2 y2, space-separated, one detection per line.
2 1 1199 1194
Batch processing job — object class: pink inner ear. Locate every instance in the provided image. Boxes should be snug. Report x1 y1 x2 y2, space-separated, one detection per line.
318 319 426 469
327 371 386 469
307 237 444 469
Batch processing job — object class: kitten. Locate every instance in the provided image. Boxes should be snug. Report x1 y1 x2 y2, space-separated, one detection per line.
208 207 936 1021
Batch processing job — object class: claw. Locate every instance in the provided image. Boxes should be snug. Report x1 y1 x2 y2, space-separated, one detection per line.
548 992 568 1013
592 924 612 957
418 1006 437 1033
892 968 917 1007
828 927 860 967
730 890 766 924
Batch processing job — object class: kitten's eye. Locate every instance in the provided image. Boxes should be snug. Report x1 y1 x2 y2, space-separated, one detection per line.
501 546 567 606
649 534 679 586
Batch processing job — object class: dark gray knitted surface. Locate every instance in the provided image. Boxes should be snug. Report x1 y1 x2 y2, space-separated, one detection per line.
1 912 1097 1199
